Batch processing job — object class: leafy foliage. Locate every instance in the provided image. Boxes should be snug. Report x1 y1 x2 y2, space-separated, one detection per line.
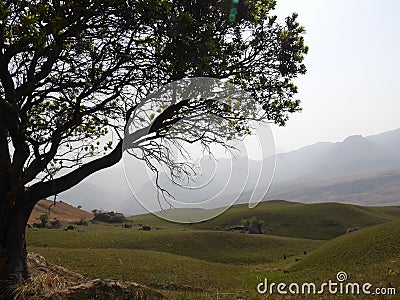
38 213 48 226
0 1 308 280
241 215 264 233
1 0 307 202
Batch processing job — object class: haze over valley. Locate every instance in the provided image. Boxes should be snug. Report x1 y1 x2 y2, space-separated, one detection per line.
59 128 400 214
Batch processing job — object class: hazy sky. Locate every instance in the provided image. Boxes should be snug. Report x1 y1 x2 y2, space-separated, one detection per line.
63 1 400 210
271 0 400 153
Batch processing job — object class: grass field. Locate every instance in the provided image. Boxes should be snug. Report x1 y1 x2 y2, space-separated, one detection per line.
28 228 313 298
290 220 400 284
26 200 400 299
27 224 323 265
133 200 400 240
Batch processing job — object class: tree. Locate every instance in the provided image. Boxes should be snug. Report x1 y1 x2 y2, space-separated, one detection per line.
0 0 307 287
38 213 48 227
91 209 102 217
241 216 264 234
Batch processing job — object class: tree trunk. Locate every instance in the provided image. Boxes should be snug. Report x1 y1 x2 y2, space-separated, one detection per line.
0 194 34 295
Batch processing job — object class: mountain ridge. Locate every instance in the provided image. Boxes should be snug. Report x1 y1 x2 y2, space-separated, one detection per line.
58 128 400 213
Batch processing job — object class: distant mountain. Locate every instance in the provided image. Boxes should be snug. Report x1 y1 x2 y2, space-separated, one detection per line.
367 128 400 157
58 128 400 213
135 155 274 211
273 128 400 183
267 168 400 206
264 128 400 206
60 181 146 215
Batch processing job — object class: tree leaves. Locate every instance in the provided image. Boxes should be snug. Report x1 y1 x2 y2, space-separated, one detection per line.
0 0 307 193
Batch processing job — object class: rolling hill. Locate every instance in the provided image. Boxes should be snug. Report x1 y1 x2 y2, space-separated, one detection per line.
131 200 400 240
25 200 400 299
28 199 93 224
289 220 400 287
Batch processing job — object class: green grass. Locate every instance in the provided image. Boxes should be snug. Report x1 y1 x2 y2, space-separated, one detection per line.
26 200 400 299
289 220 400 286
28 248 246 291
133 200 400 240
27 224 323 265
27 246 302 299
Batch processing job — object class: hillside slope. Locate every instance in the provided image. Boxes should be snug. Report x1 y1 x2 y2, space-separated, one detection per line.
132 200 400 240
27 223 323 265
29 200 93 224
290 220 400 286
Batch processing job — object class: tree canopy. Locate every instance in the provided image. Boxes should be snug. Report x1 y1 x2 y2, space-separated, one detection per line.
0 0 307 283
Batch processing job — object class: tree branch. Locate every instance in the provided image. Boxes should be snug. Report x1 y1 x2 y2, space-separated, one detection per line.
28 140 123 203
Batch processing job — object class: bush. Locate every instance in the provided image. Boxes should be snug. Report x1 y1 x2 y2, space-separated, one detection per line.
93 211 126 223
39 214 48 226
241 216 264 234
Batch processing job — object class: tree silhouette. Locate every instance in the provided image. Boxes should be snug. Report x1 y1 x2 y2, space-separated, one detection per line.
0 0 307 287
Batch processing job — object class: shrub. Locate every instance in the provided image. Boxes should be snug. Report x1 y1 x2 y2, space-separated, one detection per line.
241 216 264 234
39 214 48 226
93 211 126 223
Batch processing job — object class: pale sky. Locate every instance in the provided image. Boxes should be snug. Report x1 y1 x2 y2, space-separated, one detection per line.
271 0 400 153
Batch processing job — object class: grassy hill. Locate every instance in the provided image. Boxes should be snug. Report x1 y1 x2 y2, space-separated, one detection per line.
27 223 323 265
28 247 246 291
27 223 322 298
29 199 93 224
133 200 400 240
25 200 400 299
289 220 400 286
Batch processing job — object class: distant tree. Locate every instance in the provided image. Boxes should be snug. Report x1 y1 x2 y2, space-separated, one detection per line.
241 216 264 234
93 211 126 223
0 0 307 287
91 209 102 217
38 213 48 227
